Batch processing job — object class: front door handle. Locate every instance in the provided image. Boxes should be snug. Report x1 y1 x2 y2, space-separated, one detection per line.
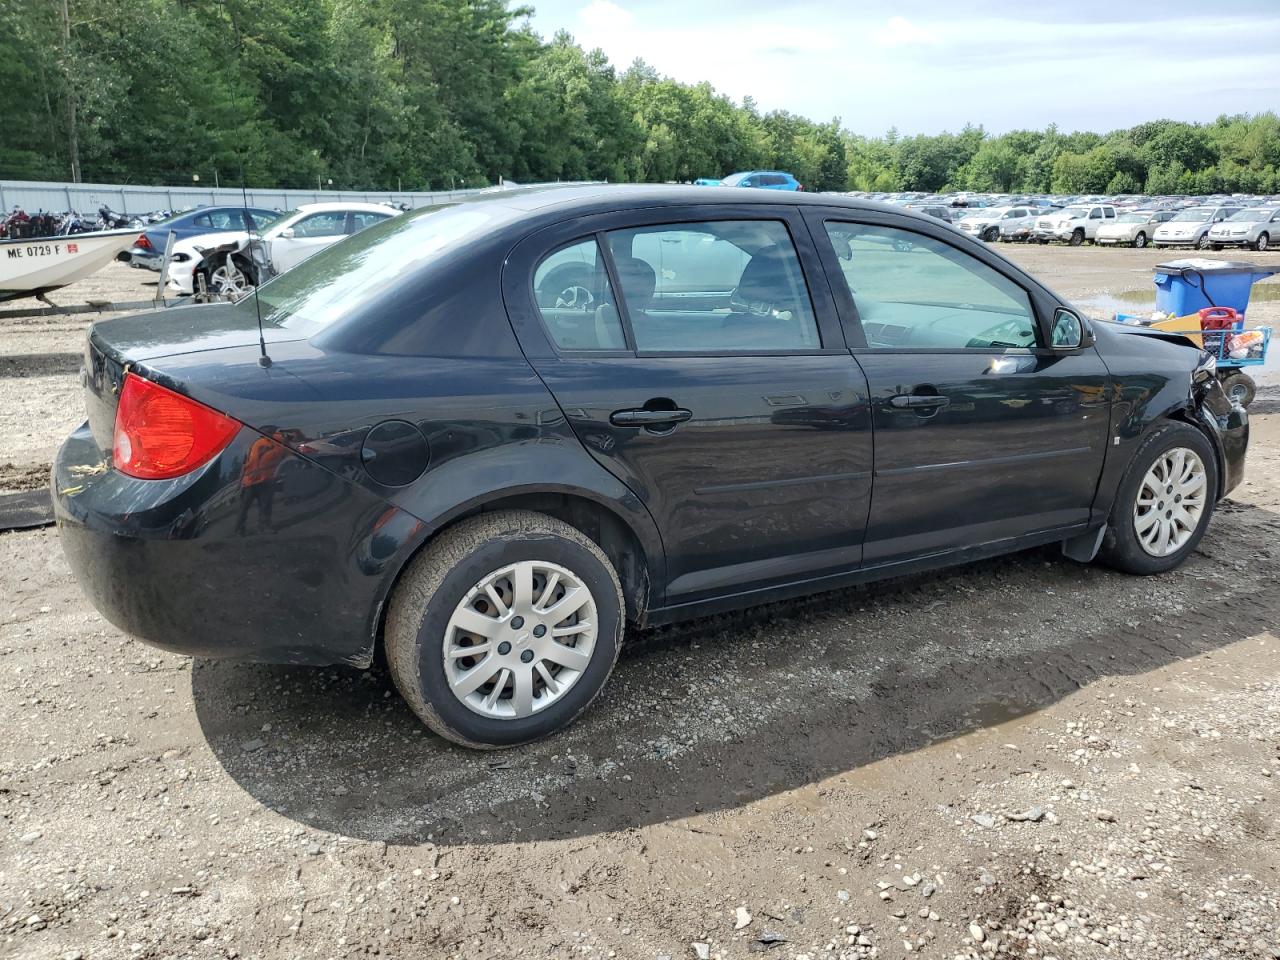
610 407 693 427
888 395 950 410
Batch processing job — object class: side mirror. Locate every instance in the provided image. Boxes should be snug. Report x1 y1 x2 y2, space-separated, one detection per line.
1050 307 1088 350
279 227 295 239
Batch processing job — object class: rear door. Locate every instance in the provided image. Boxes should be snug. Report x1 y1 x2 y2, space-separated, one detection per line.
503 205 874 607
806 209 1111 566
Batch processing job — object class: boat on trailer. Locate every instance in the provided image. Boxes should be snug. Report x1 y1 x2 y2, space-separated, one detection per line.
0 229 138 303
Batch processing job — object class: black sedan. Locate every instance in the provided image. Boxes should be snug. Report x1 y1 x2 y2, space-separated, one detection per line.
54 186 1248 748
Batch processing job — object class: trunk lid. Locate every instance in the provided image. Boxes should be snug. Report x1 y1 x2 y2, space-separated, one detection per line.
81 301 306 453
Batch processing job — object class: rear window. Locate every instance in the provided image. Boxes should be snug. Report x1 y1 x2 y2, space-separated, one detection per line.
255 203 501 330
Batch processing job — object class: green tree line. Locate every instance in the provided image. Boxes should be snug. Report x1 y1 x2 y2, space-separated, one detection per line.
3 0 1279 195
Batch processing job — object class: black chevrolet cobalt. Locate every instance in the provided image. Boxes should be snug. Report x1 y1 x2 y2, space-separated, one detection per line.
55 186 1248 748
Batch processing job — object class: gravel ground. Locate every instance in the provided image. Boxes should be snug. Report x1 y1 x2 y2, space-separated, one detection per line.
2 246 1279 960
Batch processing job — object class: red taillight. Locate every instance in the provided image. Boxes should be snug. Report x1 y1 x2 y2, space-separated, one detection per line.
113 373 240 479
135 233 152 250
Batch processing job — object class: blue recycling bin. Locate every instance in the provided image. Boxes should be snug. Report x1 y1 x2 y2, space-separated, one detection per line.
1153 259 1278 316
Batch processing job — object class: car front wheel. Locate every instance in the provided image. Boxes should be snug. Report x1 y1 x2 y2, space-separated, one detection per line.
1133 232 1147 248
1069 229 1085 246
1256 232 1270 252
1097 423 1217 575
385 510 624 748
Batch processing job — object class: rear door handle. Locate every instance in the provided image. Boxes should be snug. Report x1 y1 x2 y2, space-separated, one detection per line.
610 407 693 427
889 395 950 410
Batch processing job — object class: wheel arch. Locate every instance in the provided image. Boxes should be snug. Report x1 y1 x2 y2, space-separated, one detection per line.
369 484 663 668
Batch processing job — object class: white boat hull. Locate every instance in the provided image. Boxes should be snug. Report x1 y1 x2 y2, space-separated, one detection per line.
0 229 138 301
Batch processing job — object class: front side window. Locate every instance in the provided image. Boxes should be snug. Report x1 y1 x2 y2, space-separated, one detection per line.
292 212 347 237
605 220 820 352
824 222 1038 351
532 239 625 351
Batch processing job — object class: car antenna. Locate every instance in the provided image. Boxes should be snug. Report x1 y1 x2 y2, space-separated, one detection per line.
238 173 271 368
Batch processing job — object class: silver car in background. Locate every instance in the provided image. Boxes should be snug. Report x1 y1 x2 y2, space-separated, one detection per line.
1153 205 1241 249
956 206 1037 242
1095 210 1175 248
1206 207 1280 251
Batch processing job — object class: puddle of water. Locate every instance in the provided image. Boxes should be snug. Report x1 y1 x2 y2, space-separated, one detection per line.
1076 279 1280 319
960 696 1033 730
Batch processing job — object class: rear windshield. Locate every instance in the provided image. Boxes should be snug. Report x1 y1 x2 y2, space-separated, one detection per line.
253 203 500 329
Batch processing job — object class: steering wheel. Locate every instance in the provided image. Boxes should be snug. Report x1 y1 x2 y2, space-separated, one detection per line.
554 285 595 310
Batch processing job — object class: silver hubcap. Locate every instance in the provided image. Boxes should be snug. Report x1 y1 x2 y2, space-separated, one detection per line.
1134 447 1207 557
211 264 251 298
443 560 597 719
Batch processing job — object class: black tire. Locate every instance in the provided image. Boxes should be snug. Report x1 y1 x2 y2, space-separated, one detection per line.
1219 371 1256 408
982 226 998 243
1255 232 1270 252
385 510 624 748
1133 232 1147 249
1097 422 1218 576
1069 229 1085 247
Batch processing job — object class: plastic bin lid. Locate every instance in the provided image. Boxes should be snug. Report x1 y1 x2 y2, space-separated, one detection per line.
1154 258 1280 277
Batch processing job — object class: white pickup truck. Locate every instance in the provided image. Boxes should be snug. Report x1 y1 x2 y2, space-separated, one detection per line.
1033 204 1117 245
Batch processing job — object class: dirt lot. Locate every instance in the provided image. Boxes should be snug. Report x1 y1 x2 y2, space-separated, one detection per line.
2 246 1279 960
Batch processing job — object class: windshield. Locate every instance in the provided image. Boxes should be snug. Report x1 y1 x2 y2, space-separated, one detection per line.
248 211 286 232
1171 208 1211 222
254 203 501 329
720 172 749 186
1116 213 1148 223
962 209 1000 219
1059 206 1089 218
1228 208 1273 222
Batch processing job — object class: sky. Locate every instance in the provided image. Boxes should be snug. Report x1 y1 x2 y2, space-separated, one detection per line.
524 0 1280 136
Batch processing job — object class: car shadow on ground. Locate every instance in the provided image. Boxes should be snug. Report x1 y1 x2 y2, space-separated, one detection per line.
191 512 1278 848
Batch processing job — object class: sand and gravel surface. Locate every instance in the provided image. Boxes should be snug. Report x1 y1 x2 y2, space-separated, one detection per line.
2 247 1280 960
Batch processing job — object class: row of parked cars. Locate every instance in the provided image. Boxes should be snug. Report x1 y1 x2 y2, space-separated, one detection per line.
868 191 1280 251
126 201 401 296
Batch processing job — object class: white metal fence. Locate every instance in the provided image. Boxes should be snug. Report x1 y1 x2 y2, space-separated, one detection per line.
0 179 490 215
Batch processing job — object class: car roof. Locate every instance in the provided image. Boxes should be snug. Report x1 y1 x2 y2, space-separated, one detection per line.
294 201 399 214
431 183 912 222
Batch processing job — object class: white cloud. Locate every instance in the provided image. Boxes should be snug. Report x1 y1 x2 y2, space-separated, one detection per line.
871 16 941 47
579 0 633 33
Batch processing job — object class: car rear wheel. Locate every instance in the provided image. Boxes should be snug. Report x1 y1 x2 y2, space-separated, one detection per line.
1256 232 1270 252
385 510 624 748
1133 232 1147 248
1097 423 1217 576
1069 229 1084 246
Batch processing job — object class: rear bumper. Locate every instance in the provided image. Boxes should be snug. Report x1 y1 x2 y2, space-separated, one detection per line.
53 422 423 666
128 248 162 270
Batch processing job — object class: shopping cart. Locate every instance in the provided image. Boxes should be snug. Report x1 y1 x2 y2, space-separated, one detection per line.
1118 306 1270 406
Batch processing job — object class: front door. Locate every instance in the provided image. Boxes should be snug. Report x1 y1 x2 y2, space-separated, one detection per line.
810 213 1111 566
270 210 348 273
503 208 873 607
